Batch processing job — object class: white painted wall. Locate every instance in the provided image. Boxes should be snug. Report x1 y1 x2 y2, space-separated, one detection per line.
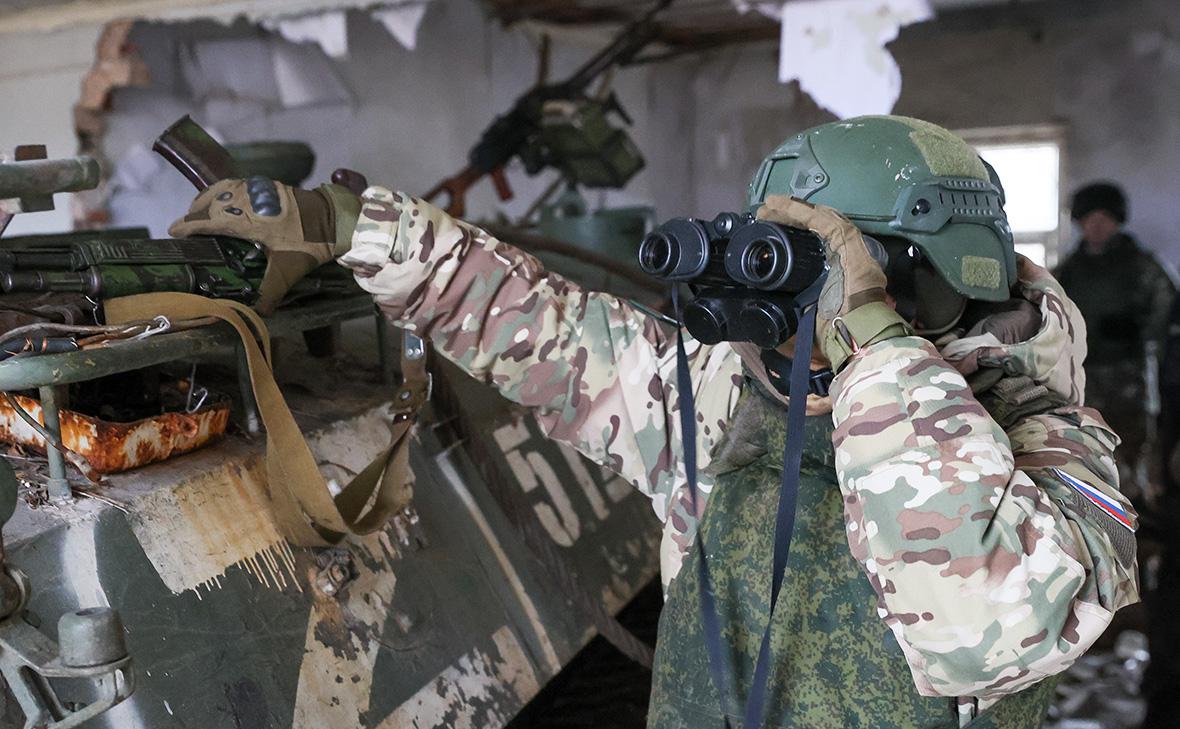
895 0 1180 263
685 0 1180 265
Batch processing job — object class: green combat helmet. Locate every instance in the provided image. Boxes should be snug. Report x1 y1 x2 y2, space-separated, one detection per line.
747 115 1017 304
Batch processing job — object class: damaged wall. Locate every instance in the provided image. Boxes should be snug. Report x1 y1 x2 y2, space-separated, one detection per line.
7 0 1180 266
95 0 697 235
689 0 1180 264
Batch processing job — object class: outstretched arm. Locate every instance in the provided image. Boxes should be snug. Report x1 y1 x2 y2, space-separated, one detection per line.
340 187 743 577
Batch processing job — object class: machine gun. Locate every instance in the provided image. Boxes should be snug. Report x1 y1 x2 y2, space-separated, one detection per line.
0 232 354 302
0 128 356 306
423 0 674 217
0 145 136 722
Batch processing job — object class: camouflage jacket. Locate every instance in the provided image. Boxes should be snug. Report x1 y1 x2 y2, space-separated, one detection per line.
339 189 1139 701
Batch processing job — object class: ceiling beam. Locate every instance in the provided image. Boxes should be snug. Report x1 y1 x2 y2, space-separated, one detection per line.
483 0 779 54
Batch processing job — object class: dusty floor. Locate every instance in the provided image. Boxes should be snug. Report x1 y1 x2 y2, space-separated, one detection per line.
506 579 661 728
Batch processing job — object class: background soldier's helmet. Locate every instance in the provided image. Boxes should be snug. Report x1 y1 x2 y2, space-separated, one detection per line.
747 115 1017 303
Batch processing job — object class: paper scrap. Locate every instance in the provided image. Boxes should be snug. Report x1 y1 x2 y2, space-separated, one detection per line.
181 38 281 103
372 2 432 51
263 9 349 59
777 0 933 119
112 144 163 192
271 40 352 108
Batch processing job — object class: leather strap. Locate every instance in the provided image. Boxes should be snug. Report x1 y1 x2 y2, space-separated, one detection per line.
104 292 426 546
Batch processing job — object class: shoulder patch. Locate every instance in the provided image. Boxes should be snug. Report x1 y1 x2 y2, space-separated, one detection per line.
1051 468 1137 569
1051 468 1135 532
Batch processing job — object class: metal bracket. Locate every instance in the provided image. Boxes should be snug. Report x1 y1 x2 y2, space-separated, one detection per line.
0 572 134 729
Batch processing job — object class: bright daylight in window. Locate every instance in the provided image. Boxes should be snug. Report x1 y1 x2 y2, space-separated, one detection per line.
970 138 1063 267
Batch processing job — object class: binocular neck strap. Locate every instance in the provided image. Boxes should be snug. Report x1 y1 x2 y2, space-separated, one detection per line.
670 284 817 729
671 284 735 723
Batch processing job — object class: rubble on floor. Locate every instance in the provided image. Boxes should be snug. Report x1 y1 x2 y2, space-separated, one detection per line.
1045 631 1150 729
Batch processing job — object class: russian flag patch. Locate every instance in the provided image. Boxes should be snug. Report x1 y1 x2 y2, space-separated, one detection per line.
1052 468 1136 532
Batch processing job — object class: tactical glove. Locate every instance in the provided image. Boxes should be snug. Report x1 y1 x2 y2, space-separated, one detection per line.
170 177 361 314
940 256 1087 406
756 194 911 371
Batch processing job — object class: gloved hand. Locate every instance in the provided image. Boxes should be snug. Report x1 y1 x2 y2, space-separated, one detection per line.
170 177 360 314
756 194 911 371
940 256 1086 406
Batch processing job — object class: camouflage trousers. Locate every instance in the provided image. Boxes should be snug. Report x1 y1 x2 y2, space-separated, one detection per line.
647 387 1057 728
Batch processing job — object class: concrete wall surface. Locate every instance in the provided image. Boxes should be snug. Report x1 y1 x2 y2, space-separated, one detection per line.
3 0 1180 269
0 23 104 235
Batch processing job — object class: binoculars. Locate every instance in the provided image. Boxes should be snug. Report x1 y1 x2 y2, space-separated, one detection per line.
638 212 826 347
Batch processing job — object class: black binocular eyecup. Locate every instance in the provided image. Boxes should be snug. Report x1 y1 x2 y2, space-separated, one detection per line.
724 221 825 293
682 292 800 348
738 299 799 350
638 219 710 280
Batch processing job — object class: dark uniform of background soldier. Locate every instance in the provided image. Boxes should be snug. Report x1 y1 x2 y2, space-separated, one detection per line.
1054 182 1176 499
1053 183 1176 729
1143 296 1180 729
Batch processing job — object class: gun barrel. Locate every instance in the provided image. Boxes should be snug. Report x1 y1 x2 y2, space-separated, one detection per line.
1 269 103 297
0 157 101 200
564 0 673 89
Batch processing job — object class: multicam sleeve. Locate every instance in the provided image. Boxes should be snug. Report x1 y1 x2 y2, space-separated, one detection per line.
831 334 1140 701
338 187 743 580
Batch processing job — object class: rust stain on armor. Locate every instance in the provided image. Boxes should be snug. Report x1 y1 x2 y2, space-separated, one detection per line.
0 393 228 474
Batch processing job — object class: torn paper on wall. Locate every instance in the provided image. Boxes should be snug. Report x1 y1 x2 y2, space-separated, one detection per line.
112 144 163 192
271 40 353 107
181 38 282 104
262 10 349 59
0 0 401 35
372 2 432 51
776 0 933 119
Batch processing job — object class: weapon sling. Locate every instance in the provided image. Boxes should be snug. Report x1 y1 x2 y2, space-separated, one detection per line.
672 280 821 728
104 292 427 546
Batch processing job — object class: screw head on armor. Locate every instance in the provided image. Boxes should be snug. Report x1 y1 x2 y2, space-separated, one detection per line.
746 115 1017 304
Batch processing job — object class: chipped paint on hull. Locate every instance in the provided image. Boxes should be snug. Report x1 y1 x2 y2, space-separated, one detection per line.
436 453 562 675
375 626 541 729
60 517 109 608
0 393 229 474
126 403 397 596
127 453 299 594
291 528 402 728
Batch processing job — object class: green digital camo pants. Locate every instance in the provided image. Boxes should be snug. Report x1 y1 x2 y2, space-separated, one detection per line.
647 386 1058 729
